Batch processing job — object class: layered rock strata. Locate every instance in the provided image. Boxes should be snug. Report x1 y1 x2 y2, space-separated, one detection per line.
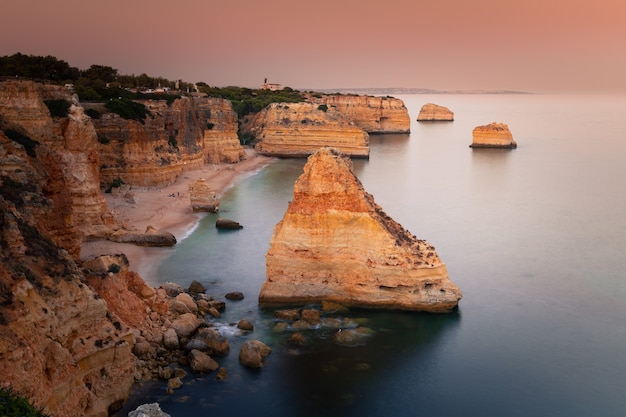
244 102 370 158
470 122 517 148
0 80 116 243
259 147 462 312
189 178 219 212
91 96 244 189
311 94 411 133
417 103 454 121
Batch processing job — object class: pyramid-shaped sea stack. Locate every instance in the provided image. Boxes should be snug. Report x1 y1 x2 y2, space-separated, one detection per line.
259 147 462 312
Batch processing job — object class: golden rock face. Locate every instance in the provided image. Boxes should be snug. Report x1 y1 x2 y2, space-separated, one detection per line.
471 122 517 148
417 103 455 121
247 102 370 158
259 147 462 312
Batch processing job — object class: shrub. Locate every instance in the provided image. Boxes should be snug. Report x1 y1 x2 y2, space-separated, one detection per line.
168 135 178 149
3 129 39 157
85 108 101 119
44 99 71 118
107 263 121 274
0 386 49 417
207 122 215 130
317 104 328 112
104 98 151 124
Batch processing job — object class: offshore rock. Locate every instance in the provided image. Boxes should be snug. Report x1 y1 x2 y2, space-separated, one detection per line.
215 217 243 230
259 147 462 312
470 122 517 148
311 94 411 133
244 102 369 158
239 340 272 368
189 178 219 212
417 103 454 121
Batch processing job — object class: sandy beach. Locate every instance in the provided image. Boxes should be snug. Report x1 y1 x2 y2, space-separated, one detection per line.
81 149 276 282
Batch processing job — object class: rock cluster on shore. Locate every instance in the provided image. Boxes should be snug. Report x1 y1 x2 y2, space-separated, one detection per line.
259 147 462 312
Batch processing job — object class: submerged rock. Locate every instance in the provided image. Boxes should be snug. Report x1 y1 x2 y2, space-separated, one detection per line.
259 147 462 312
239 340 272 368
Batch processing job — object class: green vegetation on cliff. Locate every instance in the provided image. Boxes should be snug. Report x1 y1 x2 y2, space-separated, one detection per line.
0 387 49 417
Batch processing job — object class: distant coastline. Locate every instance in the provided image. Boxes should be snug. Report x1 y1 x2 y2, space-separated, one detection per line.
315 87 534 95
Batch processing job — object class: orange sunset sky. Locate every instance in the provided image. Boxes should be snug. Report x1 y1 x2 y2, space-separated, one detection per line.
1 0 625 93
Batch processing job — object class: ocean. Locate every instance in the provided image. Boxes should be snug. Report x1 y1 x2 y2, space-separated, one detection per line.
117 93 626 417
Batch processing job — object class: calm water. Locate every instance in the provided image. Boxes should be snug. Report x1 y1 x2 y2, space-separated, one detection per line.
118 94 626 417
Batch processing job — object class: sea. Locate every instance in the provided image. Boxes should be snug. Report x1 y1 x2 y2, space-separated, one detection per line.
117 93 626 417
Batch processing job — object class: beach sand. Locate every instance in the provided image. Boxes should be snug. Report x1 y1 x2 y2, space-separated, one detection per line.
80 149 276 282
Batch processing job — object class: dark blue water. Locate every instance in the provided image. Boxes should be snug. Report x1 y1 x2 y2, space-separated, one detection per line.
119 94 626 417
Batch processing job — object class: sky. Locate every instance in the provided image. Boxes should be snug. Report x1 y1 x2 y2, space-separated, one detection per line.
1 0 625 93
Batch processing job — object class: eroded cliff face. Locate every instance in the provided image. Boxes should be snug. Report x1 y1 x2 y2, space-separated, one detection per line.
244 102 370 158
92 96 244 188
0 130 137 417
470 122 517 148
0 80 116 243
198 97 246 164
259 147 462 312
311 94 411 133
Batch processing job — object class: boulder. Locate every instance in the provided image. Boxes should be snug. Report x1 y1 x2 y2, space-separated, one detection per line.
188 349 219 374
416 103 454 121
259 147 462 312
162 328 180 350
237 319 254 331
109 225 176 247
185 328 230 356
170 313 203 339
470 122 517 148
215 217 243 230
239 340 272 368
225 291 244 300
188 280 206 294
128 403 171 417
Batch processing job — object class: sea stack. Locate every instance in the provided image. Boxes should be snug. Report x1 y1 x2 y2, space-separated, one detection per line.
416 103 454 121
470 122 517 148
259 147 462 312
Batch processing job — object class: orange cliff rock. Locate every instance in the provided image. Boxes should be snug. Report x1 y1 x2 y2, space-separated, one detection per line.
470 122 517 148
259 147 462 312
311 94 411 133
244 102 370 158
90 96 245 188
0 80 116 244
0 129 137 416
417 103 454 121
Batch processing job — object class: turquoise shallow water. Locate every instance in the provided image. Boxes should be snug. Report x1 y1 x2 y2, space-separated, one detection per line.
118 94 626 417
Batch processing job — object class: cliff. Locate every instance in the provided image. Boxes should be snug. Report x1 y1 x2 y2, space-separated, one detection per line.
244 102 370 158
311 94 411 133
91 96 244 188
0 80 116 244
470 122 517 148
259 147 462 312
0 127 137 416
417 103 454 121
198 97 246 164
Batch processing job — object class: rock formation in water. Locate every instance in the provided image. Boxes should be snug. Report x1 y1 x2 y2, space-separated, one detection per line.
109 225 177 246
243 102 370 158
0 80 116 243
90 96 245 188
417 103 454 121
189 178 219 212
311 94 411 133
470 122 517 148
259 147 462 312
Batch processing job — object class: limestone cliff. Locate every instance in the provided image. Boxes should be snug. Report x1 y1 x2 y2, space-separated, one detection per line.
470 122 517 148
259 147 462 312
0 130 136 417
198 97 246 164
244 102 370 158
417 103 454 121
311 94 411 133
92 96 244 188
0 80 116 243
